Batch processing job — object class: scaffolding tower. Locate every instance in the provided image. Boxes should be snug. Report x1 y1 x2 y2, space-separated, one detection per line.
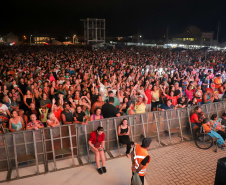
81 18 105 44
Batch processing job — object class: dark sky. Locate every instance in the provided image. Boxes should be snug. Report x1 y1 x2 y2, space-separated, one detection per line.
1 0 226 41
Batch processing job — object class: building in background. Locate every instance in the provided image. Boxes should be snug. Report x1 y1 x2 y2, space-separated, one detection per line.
31 34 50 45
171 26 214 47
2 32 19 45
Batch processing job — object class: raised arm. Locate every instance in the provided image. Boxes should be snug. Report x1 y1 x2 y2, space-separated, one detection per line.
141 90 148 105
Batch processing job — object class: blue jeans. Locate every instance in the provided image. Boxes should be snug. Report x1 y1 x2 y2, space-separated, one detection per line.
207 130 225 146
191 122 197 128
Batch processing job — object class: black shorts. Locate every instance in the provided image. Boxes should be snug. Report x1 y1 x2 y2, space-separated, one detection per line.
151 101 159 109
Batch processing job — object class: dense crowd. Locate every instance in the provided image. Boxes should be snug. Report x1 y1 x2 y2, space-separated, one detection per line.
0 45 226 134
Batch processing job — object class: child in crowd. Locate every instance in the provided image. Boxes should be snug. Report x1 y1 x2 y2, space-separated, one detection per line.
39 108 48 127
198 112 205 124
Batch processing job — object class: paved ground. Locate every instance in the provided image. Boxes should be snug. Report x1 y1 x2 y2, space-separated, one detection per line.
146 141 225 185
1 141 225 185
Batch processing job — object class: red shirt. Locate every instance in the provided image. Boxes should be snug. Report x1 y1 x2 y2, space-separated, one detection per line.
190 113 198 123
145 89 152 104
166 95 178 106
54 108 62 122
89 131 105 145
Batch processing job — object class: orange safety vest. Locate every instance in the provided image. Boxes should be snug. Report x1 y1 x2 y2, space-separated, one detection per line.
133 144 150 176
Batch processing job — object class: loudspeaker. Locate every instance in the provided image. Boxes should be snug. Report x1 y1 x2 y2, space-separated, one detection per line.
215 157 226 185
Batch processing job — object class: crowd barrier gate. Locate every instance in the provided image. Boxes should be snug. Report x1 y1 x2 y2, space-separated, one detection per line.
0 101 226 181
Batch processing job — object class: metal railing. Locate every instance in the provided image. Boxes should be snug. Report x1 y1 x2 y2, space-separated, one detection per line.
0 101 225 181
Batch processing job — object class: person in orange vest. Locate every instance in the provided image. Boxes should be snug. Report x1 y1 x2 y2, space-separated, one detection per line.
131 138 152 185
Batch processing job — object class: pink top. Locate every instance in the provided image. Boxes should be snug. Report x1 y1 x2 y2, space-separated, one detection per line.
49 76 56 82
185 90 194 101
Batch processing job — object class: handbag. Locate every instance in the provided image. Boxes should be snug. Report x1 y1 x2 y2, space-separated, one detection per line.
131 171 142 185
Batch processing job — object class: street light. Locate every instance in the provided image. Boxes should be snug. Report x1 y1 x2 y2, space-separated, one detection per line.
30 35 32 45
73 34 76 44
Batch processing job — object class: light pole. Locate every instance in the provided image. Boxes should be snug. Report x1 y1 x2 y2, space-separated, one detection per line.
73 35 76 44
30 35 32 45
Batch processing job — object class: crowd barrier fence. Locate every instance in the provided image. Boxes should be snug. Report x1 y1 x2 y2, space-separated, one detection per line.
0 101 225 181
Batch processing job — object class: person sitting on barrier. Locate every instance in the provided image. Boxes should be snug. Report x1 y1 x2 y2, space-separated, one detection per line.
210 114 226 141
90 107 103 121
88 126 106 175
202 118 226 147
61 103 77 124
131 137 152 185
9 110 25 132
46 112 60 127
190 106 202 129
74 105 88 125
158 99 173 111
118 118 134 158
27 114 44 130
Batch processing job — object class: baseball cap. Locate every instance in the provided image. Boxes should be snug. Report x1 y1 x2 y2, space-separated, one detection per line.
138 95 143 98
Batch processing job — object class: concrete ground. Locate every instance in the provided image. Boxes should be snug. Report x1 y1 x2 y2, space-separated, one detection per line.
1 140 225 185
0 157 147 185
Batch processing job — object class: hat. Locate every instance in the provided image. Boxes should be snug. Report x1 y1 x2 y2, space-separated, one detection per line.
108 90 113 94
141 138 152 148
138 95 143 98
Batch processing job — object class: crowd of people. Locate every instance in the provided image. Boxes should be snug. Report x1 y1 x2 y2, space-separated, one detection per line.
0 45 226 134
1 45 226 181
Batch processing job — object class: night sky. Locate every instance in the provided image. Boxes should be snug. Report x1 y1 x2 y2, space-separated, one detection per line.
1 0 226 41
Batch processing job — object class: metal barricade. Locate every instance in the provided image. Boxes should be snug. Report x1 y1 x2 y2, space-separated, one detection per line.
43 125 77 171
5 130 45 179
1 101 226 180
0 134 10 182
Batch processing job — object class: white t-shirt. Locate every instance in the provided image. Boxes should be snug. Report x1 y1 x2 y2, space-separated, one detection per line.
0 104 8 115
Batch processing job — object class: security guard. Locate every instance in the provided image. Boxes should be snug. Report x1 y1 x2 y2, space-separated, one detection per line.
131 138 152 185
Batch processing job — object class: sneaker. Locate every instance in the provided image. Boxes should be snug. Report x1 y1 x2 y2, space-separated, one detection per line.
97 168 103 174
102 166 107 173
